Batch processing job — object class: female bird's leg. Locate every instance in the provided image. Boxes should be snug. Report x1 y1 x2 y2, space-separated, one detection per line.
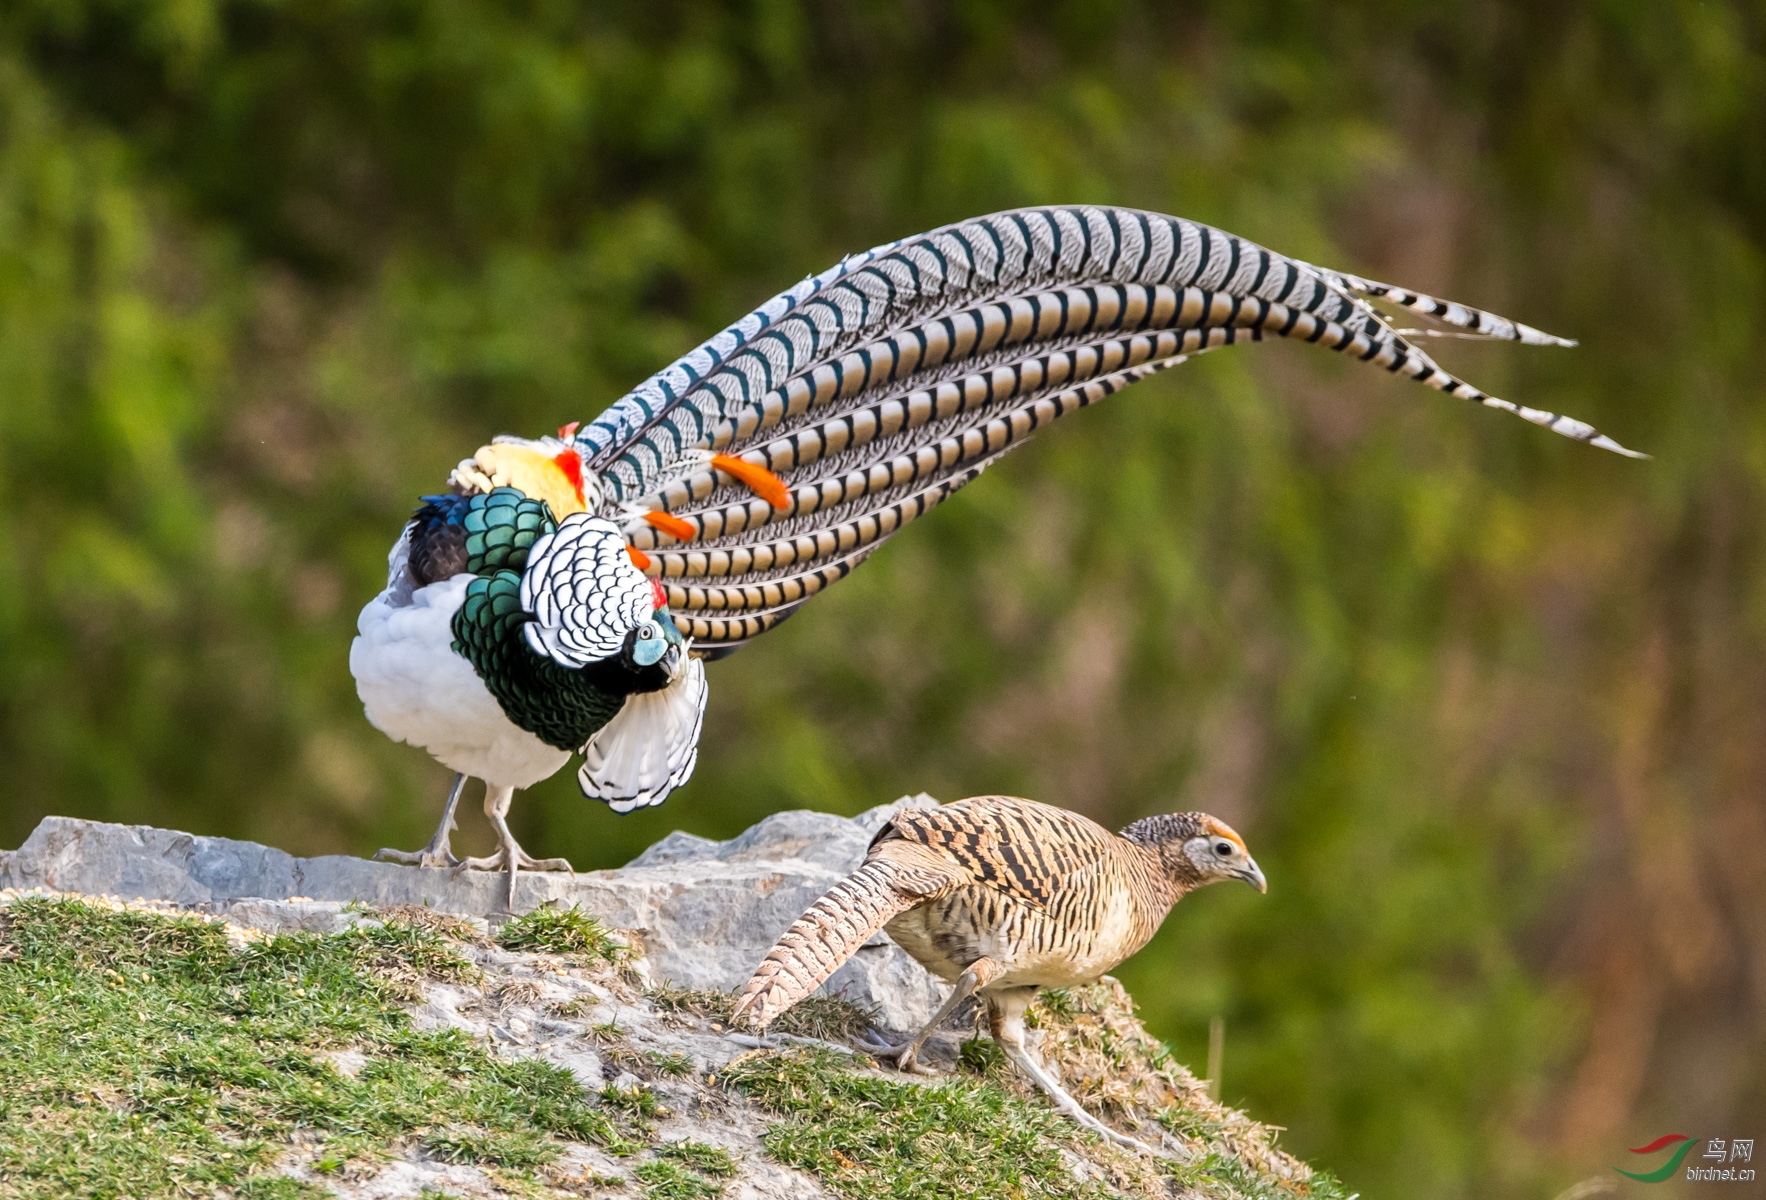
862 957 1000 1075
988 989 1160 1157
373 772 467 869
453 784 574 911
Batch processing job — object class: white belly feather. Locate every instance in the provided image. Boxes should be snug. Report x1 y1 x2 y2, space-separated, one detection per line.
349 554 569 790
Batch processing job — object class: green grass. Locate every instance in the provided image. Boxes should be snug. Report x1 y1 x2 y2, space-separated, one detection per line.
599 1081 664 1118
0 897 636 1198
424 1127 557 1169
234 1179 331 1200
656 1140 737 1176
495 904 624 960
648 985 730 1019
723 1047 1120 1199
957 1036 1008 1076
634 1143 736 1199
1198 1156 1357 1200
648 1050 697 1078
632 1159 724 1199
724 1046 1341 1200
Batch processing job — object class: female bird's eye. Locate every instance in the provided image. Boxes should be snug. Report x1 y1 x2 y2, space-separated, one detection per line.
1215 842 1233 857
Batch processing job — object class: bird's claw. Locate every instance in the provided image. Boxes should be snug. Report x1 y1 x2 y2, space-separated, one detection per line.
453 844 575 913
1060 1100 1161 1157
450 849 575 876
861 1038 939 1076
373 845 459 870
1089 1121 1161 1157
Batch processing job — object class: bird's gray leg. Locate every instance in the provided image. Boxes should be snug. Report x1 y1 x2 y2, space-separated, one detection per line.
374 772 467 869
989 989 1159 1157
866 956 1000 1076
453 784 574 911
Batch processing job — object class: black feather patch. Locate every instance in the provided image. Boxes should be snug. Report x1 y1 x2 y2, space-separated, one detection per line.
408 494 472 586
407 489 558 586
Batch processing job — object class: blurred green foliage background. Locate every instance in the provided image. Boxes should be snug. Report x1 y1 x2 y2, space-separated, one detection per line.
1 3 1762 1197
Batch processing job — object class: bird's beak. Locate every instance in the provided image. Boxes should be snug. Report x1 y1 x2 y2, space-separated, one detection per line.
662 642 683 681
1236 858 1268 894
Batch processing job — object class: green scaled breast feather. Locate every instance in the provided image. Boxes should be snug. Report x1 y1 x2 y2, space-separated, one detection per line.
461 487 556 576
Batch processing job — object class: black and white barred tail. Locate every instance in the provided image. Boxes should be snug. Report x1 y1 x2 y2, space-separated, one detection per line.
571 207 1638 652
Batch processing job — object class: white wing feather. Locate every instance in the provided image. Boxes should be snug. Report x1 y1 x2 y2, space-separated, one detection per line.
577 657 708 812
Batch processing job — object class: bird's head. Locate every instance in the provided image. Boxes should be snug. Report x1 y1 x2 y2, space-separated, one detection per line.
449 426 599 520
1121 812 1267 895
620 579 688 686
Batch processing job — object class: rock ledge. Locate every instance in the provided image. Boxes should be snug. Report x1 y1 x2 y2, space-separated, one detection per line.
0 798 943 1033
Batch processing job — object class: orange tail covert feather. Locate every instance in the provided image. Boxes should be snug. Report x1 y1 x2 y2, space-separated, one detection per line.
711 454 791 509
644 510 698 542
626 544 652 572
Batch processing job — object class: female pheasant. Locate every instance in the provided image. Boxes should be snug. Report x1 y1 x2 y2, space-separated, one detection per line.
731 795 1266 1152
351 205 1638 905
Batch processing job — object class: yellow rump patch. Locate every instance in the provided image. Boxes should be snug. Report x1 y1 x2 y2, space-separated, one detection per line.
451 442 588 518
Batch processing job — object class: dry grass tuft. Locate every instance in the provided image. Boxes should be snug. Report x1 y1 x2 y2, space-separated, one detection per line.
490 976 545 1010
645 985 874 1042
647 985 729 1021
1030 978 1317 1189
375 903 486 944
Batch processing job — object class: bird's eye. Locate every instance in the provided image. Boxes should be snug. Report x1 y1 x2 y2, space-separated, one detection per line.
638 626 655 639
1215 842 1234 857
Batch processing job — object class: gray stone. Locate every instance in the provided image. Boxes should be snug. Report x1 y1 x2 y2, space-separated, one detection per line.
624 830 721 867
622 794 935 871
0 795 948 1032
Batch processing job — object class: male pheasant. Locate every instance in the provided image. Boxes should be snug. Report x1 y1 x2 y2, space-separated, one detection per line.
351 206 1638 906
731 795 1266 1152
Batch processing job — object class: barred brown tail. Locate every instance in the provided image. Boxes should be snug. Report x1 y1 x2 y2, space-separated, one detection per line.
731 857 949 1030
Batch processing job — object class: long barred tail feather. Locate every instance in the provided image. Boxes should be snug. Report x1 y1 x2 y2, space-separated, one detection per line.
570 207 1646 654
731 858 951 1030
1305 262 1578 347
1384 339 1647 458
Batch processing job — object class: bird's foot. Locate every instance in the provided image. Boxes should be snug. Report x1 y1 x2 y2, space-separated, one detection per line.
374 773 466 870
453 841 574 913
999 1037 1164 1157
856 1036 940 1076
373 841 459 870
452 846 576 875
1070 1108 1161 1157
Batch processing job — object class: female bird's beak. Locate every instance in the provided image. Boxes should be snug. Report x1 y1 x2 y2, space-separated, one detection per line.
1236 859 1268 893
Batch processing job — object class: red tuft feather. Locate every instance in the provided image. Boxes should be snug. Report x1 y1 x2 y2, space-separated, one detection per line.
650 579 668 610
557 421 580 440
551 448 586 506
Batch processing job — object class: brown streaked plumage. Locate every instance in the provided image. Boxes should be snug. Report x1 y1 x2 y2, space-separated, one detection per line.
731 795 1266 1153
